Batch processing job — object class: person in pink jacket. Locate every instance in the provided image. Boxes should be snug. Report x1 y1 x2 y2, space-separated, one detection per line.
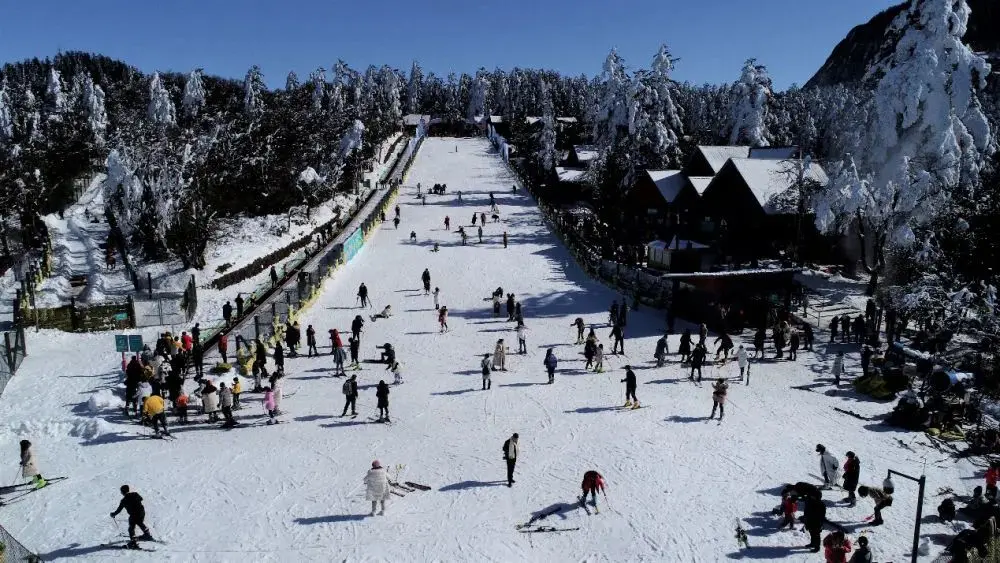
262 386 278 425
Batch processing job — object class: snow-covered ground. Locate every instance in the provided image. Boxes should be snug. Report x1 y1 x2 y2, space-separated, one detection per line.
0 138 974 561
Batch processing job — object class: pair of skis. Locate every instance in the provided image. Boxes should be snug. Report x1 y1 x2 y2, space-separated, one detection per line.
0 477 68 506
515 506 580 533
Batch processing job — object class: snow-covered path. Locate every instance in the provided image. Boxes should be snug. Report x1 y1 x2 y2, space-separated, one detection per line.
0 138 972 562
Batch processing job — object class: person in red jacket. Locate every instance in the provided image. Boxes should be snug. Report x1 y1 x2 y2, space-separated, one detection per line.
580 470 606 510
181 331 193 352
822 530 852 563
986 461 999 502
329 329 343 354
778 492 798 529
218 334 229 364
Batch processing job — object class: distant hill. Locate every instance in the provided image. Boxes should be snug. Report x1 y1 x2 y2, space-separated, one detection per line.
805 0 1000 89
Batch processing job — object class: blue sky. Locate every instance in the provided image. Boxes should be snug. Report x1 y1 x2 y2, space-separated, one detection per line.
1 0 901 90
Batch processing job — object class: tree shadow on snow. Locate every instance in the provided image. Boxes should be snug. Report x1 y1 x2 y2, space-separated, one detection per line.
439 480 506 492
294 514 367 525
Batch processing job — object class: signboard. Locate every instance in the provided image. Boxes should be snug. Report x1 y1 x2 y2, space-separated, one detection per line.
113 312 129 322
128 335 144 352
343 228 364 263
115 335 129 353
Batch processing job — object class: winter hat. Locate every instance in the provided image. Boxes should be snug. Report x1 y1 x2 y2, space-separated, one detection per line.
857 536 868 547
624 365 631 370
815 444 826 453
846 451 855 458
372 460 382 469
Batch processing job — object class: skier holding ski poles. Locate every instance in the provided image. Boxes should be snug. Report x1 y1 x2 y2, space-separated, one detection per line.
580 470 607 511
110 485 152 549
622 365 638 408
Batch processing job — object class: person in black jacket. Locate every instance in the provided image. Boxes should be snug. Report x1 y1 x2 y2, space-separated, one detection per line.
222 301 233 326
273 342 285 371
609 324 625 354
678 329 692 363
376 380 390 422
842 451 861 506
622 365 638 408
341 375 358 416
802 494 826 552
234 294 245 318
191 323 201 344
349 336 360 369
270 265 278 287
306 325 318 356
111 485 152 548
124 356 143 419
351 315 365 342
421 269 431 294
506 294 516 321
689 343 707 382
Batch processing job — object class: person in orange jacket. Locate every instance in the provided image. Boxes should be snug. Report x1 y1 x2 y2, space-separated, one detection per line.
218 334 229 364
985 461 999 502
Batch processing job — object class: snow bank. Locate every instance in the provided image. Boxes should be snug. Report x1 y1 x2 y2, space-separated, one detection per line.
4 418 115 441
87 389 124 413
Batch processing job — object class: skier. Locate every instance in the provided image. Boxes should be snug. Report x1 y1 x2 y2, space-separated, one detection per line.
678 329 692 363
516 322 527 354
654 333 669 367
175 391 189 423
689 343 707 382
273 342 285 372
481 212 486 225
710 378 728 420
394 204 400 219
714 332 734 360
421 269 431 294
329 328 343 353
857 483 892 526
503 231 508 248
262 386 278 424
594 343 605 373
481 354 493 390
143 392 170 436
438 306 449 333
584 332 597 369
393 216 400 229
351 315 365 342
379 343 396 365
622 365 638 408
842 451 861 506
306 325 318 356
222 301 233 327
492 292 501 317
444 216 450 230
370 304 392 322
816 444 841 488
375 380 391 422
232 376 242 409
736 344 749 381
609 323 625 355
433 287 440 310
580 470 606 510
110 485 152 549
270 265 278 287
789 330 800 361
493 339 507 371
572 317 586 344
544 348 558 384
18 440 46 489
410 231 417 243
609 301 619 326
478 225 483 243
823 530 853 563
348 337 361 370
199 379 220 423
341 375 358 416
503 433 518 487
358 283 371 308
219 382 236 427
832 351 845 386
391 361 403 385
506 293 516 321
333 342 347 376
472 213 477 226
803 494 826 552
365 460 390 516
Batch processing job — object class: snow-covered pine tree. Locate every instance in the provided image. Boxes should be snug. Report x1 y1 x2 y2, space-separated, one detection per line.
536 79 557 172
728 58 771 146
628 44 683 174
286 70 300 91
147 72 177 127
244 65 266 115
407 61 423 114
80 74 108 146
182 69 206 118
814 0 993 294
309 67 327 111
46 68 67 114
467 71 489 123
0 82 13 142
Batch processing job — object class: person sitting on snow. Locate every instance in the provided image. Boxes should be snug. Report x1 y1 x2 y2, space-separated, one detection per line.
370 305 392 322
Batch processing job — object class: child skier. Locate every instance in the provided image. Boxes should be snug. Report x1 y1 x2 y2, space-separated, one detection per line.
594 343 605 373
19 440 46 489
516 323 527 354
572 317 586 344
376 380 391 422
391 361 403 385
622 365 638 408
580 470 606 510
481 354 492 390
438 306 449 333
110 485 152 549
348 337 360 370
232 377 242 409
737 344 749 381
544 349 558 384
710 378 728 420
263 386 278 424
433 287 440 310
654 333 669 367
371 304 392 322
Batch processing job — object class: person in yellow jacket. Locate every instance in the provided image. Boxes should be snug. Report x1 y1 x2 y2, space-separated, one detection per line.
143 393 170 437
232 377 242 409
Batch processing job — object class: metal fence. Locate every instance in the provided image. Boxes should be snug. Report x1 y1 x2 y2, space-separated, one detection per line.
0 522 41 563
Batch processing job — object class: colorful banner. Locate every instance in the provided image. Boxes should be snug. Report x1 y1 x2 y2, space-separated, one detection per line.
343 228 364 263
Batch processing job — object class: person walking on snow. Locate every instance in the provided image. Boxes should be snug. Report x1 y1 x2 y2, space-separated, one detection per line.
218 333 229 364
219 383 236 427
472 213 477 226
857 484 892 526
365 460 390 516
502 231 508 248
503 433 518 487
478 225 483 243
516 323 527 354
333 342 347 376
438 306 449 333
610 323 625 354
349 337 360 370
493 339 507 371
572 317 586 344
422 269 431 294
710 378 729 419
655 333 669 367
622 365 638 408
306 325 318 356
199 379 220 423
376 380 391 422
111 485 152 549
544 349 558 384
816 444 841 488
594 343 605 373
19 440 46 489
832 351 845 386
351 316 365 342
341 375 358 416
803 494 826 552
444 216 450 230
391 361 403 385
270 265 278 287
689 343 707 382
789 330 800 361
584 332 598 369
330 328 343 353
580 470 606 509
829 315 840 343
263 386 278 424
481 354 493 390
433 287 440 310
679 329 692 363
357 283 371 308
842 451 861 506
737 344 749 381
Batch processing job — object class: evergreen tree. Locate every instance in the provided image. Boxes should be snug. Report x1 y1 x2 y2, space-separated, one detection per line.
729 58 771 146
147 72 177 127
244 65 266 115
536 79 557 172
286 70 300 91
182 69 206 118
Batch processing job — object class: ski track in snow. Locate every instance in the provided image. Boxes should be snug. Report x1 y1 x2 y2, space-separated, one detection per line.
0 138 975 562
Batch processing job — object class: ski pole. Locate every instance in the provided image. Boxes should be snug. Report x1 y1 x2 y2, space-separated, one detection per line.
11 467 21 486
111 515 123 537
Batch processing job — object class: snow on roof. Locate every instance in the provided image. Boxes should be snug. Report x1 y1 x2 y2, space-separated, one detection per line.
489 115 503 124
555 117 578 124
696 146 750 174
573 145 599 163
402 114 430 126
647 239 669 250
645 170 687 203
467 115 486 124
667 237 710 250
556 167 587 183
727 158 829 214
689 176 712 195
298 167 323 184
749 146 799 160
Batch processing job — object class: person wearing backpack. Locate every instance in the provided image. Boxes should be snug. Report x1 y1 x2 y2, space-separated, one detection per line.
481 353 492 390
503 433 518 487
341 375 358 417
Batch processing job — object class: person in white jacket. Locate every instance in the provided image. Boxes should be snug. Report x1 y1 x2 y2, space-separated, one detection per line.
493 339 507 371
433 287 440 310
737 345 749 381
364 460 390 516
832 351 845 386
816 444 841 488
19 440 46 489
516 323 527 354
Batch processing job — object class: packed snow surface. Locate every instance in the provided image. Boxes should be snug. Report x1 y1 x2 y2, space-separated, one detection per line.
0 138 972 561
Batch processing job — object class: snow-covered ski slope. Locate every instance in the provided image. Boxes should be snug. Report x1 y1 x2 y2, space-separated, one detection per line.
0 138 971 561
